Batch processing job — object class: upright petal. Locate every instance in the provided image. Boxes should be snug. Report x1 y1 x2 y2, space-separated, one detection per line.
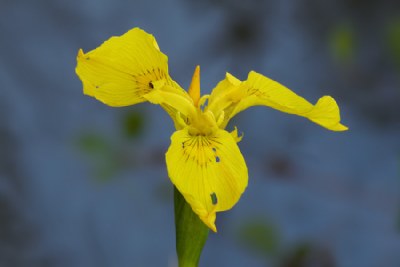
208 71 348 131
166 128 248 232
76 27 185 107
207 73 242 128
188 65 201 107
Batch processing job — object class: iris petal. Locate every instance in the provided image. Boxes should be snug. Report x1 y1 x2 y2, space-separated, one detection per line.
208 71 348 131
166 128 248 232
76 28 184 107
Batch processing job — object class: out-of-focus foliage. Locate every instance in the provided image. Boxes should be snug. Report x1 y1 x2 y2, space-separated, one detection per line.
329 23 356 66
181 0 269 75
76 132 120 181
76 110 147 181
236 217 280 258
386 18 400 69
236 218 336 267
77 132 111 157
121 110 145 139
280 243 335 267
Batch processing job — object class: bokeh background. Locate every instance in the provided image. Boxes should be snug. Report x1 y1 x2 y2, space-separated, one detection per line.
1 0 400 266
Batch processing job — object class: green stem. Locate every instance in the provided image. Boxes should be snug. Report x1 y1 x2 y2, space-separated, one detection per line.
174 187 209 267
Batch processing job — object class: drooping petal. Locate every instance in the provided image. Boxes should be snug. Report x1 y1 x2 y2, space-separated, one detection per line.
76 27 185 107
208 71 348 131
166 128 248 232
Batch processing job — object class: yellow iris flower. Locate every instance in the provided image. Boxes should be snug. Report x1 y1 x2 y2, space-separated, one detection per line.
76 28 348 232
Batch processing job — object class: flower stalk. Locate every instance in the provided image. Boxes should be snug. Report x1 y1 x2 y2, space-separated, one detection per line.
174 187 209 267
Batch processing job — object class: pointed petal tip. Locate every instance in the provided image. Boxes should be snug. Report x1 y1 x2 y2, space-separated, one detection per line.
331 123 349 131
193 65 200 79
308 95 349 132
225 72 241 85
77 48 85 60
200 213 217 233
205 221 217 233
188 65 201 106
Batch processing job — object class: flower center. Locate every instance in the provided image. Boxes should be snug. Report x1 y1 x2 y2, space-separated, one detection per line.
188 109 218 136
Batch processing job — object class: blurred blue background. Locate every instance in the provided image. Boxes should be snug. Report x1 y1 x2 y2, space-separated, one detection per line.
1 0 400 266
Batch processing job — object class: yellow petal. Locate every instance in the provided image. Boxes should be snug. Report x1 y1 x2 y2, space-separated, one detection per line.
208 71 348 131
230 126 243 143
188 65 201 106
166 128 248 232
76 27 184 107
304 96 348 131
142 80 196 130
143 84 196 120
206 72 242 128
